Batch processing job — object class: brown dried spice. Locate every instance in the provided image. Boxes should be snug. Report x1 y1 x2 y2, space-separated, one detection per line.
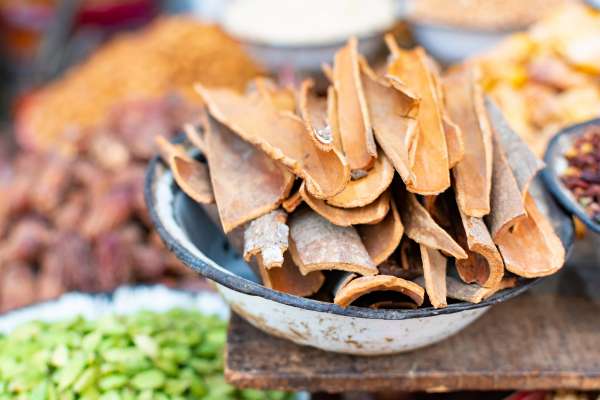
183 123 207 154
334 275 425 308
257 252 324 297
495 193 565 278
202 113 293 233
197 83 349 199
243 209 289 269
299 79 334 151
253 77 296 113
486 97 544 197
443 115 465 168
455 207 504 288
420 244 448 308
288 208 377 276
326 148 395 209
282 187 303 213
333 37 376 172
357 201 403 266
399 191 467 259
386 36 450 195
360 58 419 186
445 66 493 217
155 136 214 204
486 134 527 239
300 184 390 227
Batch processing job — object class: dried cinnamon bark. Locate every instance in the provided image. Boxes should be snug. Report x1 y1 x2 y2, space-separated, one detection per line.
399 191 467 259
288 208 377 276
486 134 527 239
420 244 448 308
485 97 544 197
300 184 390 227
357 201 403 265
443 115 465 168
417 275 518 304
253 77 296 113
495 193 565 278
326 86 343 152
155 136 214 204
334 275 425 308
197 83 350 199
444 67 493 217
183 123 206 154
386 36 450 195
333 37 376 172
360 58 419 186
202 113 293 233
455 208 504 288
243 209 289 269
299 79 334 151
326 149 395 208
282 188 303 213
257 253 324 297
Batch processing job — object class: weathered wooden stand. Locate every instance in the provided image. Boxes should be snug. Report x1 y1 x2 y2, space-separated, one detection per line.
225 262 600 394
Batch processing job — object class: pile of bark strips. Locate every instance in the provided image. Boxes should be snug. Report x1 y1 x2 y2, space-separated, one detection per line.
157 36 565 310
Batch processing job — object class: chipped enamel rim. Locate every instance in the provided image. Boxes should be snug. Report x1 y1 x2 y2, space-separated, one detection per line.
145 136 573 321
543 118 600 234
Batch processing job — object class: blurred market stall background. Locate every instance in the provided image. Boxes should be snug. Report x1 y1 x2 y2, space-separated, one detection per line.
0 0 598 398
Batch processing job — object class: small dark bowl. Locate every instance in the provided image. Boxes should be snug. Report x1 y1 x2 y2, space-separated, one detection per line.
145 135 574 354
542 118 600 234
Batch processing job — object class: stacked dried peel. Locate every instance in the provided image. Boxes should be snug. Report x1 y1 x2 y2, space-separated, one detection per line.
158 36 565 310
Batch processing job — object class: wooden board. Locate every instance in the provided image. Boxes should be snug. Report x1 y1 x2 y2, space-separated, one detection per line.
225 264 600 393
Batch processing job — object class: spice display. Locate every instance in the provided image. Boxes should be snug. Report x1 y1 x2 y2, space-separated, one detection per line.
561 125 600 222
471 3 600 155
16 16 263 153
0 96 206 313
159 36 566 310
0 308 291 399
406 0 576 31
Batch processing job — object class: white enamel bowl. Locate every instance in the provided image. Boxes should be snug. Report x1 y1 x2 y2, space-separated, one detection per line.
145 143 573 355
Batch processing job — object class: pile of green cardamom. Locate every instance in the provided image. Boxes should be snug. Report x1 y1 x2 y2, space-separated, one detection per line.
0 309 293 399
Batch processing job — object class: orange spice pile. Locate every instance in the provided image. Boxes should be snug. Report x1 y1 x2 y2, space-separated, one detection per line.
17 16 263 152
469 3 600 155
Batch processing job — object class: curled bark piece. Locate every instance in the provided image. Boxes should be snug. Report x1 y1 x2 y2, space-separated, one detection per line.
253 77 296 112
455 207 504 288
300 184 390 227
399 191 467 259
326 149 395 208
420 244 447 308
196 84 350 199
288 208 377 276
485 97 544 197
357 200 403 265
282 188 303 213
257 253 324 297
361 59 419 186
443 115 465 168
333 37 376 172
486 134 527 239
334 275 425 308
444 67 493 218
416 276 518 304
386 37 450 195
243 210 289 269
325 86 343 152
155 136 214 204
202 114 294 233
369 301 418 310
495 193 565 278
183 123 206 154
299 79 334 151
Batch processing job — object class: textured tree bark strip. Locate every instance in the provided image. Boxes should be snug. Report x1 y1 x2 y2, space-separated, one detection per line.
357 201 403 266
243 209 289 269
420 244 448 308
196 83 349 199
257 253 324 298
202 114 293 233
333 275 425 308
288 208 377 276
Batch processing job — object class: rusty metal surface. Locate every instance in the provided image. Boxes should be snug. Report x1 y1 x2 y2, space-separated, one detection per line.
225 263 600 393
